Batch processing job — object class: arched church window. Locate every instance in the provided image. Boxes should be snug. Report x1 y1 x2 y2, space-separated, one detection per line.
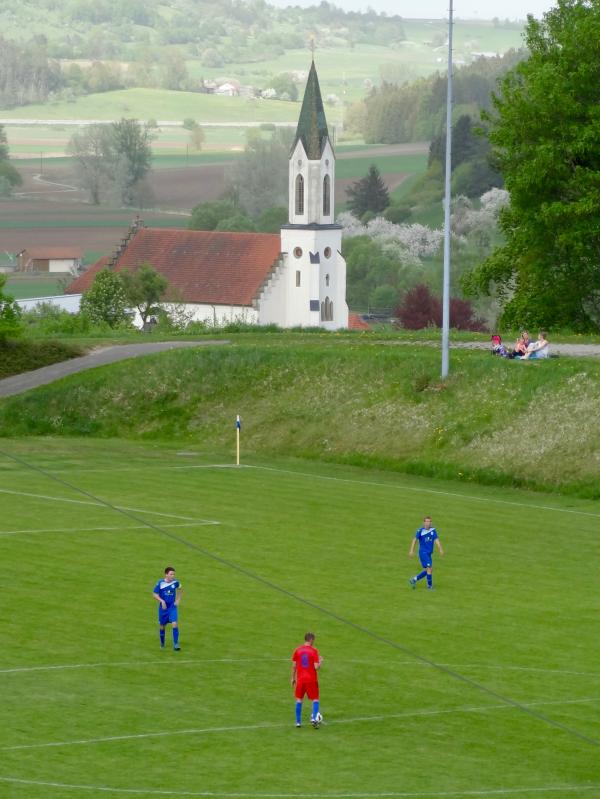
295 174 304 215
323 175 331 216
296 270 301 287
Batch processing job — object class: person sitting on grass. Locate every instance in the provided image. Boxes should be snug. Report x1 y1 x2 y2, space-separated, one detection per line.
522 331 550 360
511 335 528 358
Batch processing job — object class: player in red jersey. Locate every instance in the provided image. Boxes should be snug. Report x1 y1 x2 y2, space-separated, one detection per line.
291 632 323 728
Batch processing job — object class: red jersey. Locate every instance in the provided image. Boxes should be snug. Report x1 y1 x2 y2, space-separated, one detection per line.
292 644 320 681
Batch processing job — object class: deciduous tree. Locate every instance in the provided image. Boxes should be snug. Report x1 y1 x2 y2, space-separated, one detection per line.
120 262 168 326
80 269 129 328
468 0 600 330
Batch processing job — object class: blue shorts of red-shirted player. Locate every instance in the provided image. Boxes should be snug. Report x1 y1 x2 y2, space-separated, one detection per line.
295 679 319 701
159 605 178 626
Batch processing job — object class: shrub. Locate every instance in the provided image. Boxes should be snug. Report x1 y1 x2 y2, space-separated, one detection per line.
395 283 486 331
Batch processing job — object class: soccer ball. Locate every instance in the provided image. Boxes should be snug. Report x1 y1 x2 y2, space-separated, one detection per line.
312 712 323 728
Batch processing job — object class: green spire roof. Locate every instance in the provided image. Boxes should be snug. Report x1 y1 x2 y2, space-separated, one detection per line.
293 61 330 159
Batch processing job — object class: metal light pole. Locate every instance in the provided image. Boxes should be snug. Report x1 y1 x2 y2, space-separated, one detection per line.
441 0 454 379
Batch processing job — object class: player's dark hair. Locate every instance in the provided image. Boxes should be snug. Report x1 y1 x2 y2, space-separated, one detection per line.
164 566 175 574
304 632 315 642
424 516 432 520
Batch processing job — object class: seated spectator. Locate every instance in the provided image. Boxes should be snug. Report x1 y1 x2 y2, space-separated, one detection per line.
491 334 509 357
522 331 549 360
510 336 528 358
521 330 532 350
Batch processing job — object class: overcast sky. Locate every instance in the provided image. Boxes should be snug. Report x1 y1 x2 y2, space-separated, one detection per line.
270 0 557 21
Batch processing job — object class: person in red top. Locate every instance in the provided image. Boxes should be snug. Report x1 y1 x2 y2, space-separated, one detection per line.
291 632 323 728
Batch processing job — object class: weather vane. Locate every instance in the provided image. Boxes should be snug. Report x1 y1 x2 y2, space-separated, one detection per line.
309 35 316 59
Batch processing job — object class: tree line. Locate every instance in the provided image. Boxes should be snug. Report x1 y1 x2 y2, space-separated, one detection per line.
346 50 525 145
2 0 406 67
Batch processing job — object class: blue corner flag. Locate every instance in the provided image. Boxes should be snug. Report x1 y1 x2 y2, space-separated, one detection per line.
236 415 241 430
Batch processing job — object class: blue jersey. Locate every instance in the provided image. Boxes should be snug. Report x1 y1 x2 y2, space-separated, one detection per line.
415 526 438 555
153 578 181 607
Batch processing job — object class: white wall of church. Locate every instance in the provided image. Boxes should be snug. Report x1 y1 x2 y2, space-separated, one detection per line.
278 227 348 329
143 302 258 329
288 141 335 226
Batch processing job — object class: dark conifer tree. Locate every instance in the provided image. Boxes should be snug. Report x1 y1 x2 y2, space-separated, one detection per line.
346 164 390 218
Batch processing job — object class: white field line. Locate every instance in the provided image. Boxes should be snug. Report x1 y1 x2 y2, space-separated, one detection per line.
0 657 288 675
4 460 600 520
0 776 599 798
245 466 600 521
1 658 598 679
0 487 219 524
0 521 215 537
2 697 598 752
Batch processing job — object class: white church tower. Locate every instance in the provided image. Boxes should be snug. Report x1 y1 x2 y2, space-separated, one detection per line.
278 60 349 329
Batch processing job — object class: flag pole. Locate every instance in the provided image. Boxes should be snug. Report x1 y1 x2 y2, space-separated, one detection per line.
441 0 453 379
235 415 241 466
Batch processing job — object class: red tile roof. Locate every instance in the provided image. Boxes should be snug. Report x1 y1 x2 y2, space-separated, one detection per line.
23 247 83 259
348 312 371 330
66 228 282 306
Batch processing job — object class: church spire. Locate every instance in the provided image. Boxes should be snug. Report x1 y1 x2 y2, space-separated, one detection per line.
293 61 330 159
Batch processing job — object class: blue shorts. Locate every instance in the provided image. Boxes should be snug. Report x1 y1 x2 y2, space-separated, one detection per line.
419 551 433 568
158 605 178 626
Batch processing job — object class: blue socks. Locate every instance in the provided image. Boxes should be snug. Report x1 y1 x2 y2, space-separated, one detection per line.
426 573 433 588
295 701 302 725
416 570 427 581
173 627 180 647
312 700 320 719
159 629 165 647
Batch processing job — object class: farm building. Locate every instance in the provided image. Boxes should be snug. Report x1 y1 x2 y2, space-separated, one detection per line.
17 247 83 274
67 61 349 330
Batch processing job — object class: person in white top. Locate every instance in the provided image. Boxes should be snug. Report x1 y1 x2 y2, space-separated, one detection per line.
522 331 549 360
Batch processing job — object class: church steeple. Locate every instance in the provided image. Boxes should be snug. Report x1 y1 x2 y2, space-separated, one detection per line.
278 56 348 331
292 60 330 159
287 60 335 226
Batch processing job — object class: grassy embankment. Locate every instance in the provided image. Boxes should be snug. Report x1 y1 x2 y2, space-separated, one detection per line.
0 339 84 379
1 335 599 497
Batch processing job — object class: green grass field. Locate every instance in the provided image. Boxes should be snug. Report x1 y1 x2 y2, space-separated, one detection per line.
0 436 599 798
0 89 324 126
5 277 65 299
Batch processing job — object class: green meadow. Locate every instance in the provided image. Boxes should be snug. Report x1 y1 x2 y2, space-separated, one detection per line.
0 436 598 798
0 89 323 125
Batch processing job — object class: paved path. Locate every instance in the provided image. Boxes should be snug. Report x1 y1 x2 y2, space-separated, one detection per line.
0 341 228 398
1 338 599 400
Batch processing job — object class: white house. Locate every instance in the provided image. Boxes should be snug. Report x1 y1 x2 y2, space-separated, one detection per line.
67 61 349 330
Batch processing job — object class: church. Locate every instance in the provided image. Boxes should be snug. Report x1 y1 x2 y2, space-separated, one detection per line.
67 61 349 330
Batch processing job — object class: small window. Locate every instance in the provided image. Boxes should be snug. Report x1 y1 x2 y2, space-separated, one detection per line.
296 270 301 287
325 274 330 287
324 246 331 259
295 174 304 215
294 247 303 258
322 297 333 321
323 175 331 216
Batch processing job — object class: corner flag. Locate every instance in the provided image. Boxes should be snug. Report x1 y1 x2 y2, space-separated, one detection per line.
235 414 241 465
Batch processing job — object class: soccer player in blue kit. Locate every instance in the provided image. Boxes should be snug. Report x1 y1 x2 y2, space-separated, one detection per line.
153 566 183 650
408 516 444 590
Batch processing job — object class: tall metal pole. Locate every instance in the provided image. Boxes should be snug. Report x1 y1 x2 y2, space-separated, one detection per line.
441 0 453 379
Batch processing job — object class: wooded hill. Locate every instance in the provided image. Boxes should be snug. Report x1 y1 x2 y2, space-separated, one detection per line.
1 0 524 109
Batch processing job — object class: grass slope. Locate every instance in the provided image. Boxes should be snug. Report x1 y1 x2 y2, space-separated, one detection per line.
0 438 598 798
1 337 600 496
0 339 84 379
0 89 324 125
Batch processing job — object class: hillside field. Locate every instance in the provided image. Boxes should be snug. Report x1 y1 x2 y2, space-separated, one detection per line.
0 146 427 265
2 337 600 497
0 436 598 798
